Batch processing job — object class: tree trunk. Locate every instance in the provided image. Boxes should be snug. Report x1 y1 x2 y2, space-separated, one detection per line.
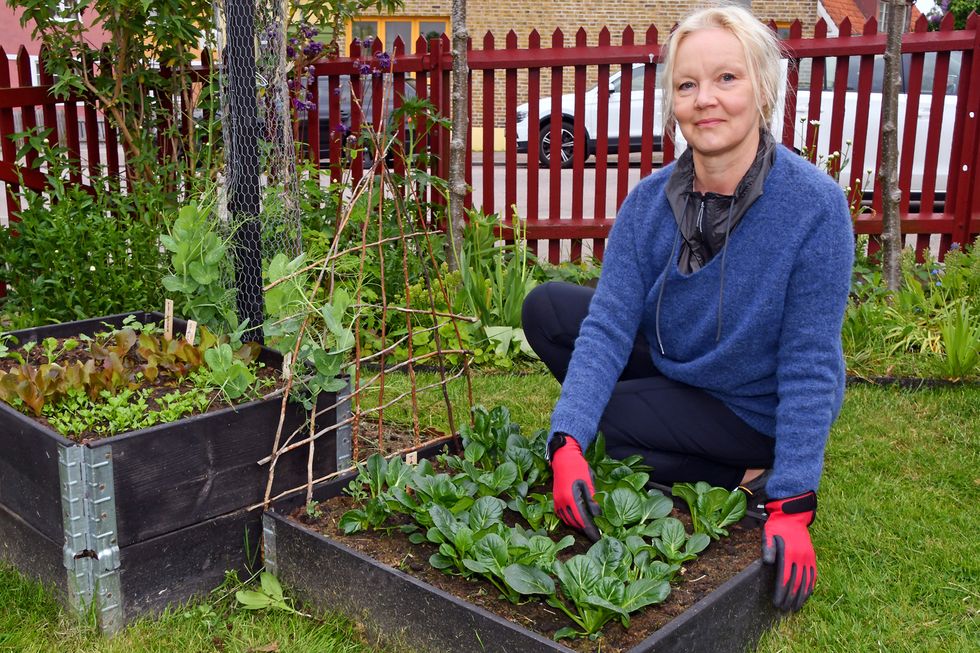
880 0 911 292
447 0 469 272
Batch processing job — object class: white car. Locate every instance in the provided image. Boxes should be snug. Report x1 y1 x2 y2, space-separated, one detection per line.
785 52 959 207
515 63 665 168
515 53 959 205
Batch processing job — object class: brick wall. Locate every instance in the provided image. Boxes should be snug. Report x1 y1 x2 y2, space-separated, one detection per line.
374 1 818 128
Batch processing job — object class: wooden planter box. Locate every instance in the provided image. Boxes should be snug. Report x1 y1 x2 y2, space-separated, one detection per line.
0 312 351 632
263 443 780 653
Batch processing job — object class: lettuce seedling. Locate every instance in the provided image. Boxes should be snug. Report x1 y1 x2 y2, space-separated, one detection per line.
548 539 670 640
592 487 674 540
507 492 560 533
672 481 747 540
651 517 710 567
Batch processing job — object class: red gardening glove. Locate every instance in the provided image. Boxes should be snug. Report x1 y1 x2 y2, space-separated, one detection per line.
550 433 601 542
762 491 817 612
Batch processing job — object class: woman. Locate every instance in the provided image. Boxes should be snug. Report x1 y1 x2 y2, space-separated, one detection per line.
522 5 853 613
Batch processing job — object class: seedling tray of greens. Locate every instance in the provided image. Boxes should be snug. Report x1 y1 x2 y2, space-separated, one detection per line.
0 316 278 440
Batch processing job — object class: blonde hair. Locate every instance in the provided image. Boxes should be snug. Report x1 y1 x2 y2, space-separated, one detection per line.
661 4 784 131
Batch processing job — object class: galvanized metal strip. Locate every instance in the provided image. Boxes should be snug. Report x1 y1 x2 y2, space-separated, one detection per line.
262 512 277 575
83 445 123 633
58 445 92 611
57 442 124 632
83 446 120 570
335 378 353 470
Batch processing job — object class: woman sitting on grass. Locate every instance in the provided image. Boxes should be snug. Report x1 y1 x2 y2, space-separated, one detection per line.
522 5 853 613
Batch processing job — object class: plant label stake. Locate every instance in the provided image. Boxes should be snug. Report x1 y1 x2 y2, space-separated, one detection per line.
405 451 418 465
185 320 197 346
164 300 174 340
282 352 292 382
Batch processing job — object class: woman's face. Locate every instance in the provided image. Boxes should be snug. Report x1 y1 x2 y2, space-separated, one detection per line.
672 28 761 163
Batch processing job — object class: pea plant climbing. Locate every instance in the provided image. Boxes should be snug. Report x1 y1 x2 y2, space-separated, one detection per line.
252 86 478 509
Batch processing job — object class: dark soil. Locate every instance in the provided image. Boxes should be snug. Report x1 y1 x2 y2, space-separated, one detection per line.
0 334 284 442
351 417 457 459
289 491 760 652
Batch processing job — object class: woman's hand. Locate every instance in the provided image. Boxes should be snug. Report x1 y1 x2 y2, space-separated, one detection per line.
549 435 601 541
762 491 817 611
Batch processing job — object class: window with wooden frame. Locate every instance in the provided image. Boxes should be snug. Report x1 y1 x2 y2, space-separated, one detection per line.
348 17 449 53
774 21 793 40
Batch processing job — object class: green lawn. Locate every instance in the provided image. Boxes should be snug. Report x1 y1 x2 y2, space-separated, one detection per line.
2 372 978 652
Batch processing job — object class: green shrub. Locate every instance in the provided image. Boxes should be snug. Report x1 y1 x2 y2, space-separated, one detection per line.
0 136 168 327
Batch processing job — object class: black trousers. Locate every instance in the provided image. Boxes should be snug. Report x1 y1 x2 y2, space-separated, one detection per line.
522 281 775 489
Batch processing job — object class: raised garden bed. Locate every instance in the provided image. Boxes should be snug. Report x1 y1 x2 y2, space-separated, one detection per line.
263 440 780 653
0 312 350 632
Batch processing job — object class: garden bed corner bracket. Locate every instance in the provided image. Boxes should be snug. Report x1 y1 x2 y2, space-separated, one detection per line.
261 513 278 575
57 444 124 633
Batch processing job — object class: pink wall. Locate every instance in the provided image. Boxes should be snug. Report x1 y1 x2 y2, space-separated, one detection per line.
1 7 110 82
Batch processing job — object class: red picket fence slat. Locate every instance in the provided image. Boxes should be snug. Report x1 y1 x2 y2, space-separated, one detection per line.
505 31 519 222
526 30 541 254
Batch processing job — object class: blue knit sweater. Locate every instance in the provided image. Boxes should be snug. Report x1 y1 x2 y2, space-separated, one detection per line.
550 145 854 498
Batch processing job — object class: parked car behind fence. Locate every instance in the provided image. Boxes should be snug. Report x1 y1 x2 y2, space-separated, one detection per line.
515 53 960 209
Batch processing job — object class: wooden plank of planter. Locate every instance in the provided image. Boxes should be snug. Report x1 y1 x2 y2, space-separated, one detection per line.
0 491 265 624
0 407 69 542
102 395 329 547
265 457 781 653
117 506 261 621
0 500 65 596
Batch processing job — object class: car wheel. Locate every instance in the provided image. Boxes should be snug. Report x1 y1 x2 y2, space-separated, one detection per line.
539 120 578 169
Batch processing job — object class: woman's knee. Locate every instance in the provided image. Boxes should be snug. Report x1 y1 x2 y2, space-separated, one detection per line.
521 282 554 331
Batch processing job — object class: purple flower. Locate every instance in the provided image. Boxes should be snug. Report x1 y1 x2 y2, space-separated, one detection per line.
303 41 324 57
363 37 374 48
286 45 295 59
332 87 341 96
358 63 373 75
352 37 362 47
374 51 392 72
332 123 350 137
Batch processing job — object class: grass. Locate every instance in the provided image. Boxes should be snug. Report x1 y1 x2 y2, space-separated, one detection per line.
758 384 980 653
2 370 979 652
0 569 377 653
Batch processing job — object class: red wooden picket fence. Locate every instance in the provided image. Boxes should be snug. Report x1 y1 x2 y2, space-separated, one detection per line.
309 13 979 263
0 45 211 196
